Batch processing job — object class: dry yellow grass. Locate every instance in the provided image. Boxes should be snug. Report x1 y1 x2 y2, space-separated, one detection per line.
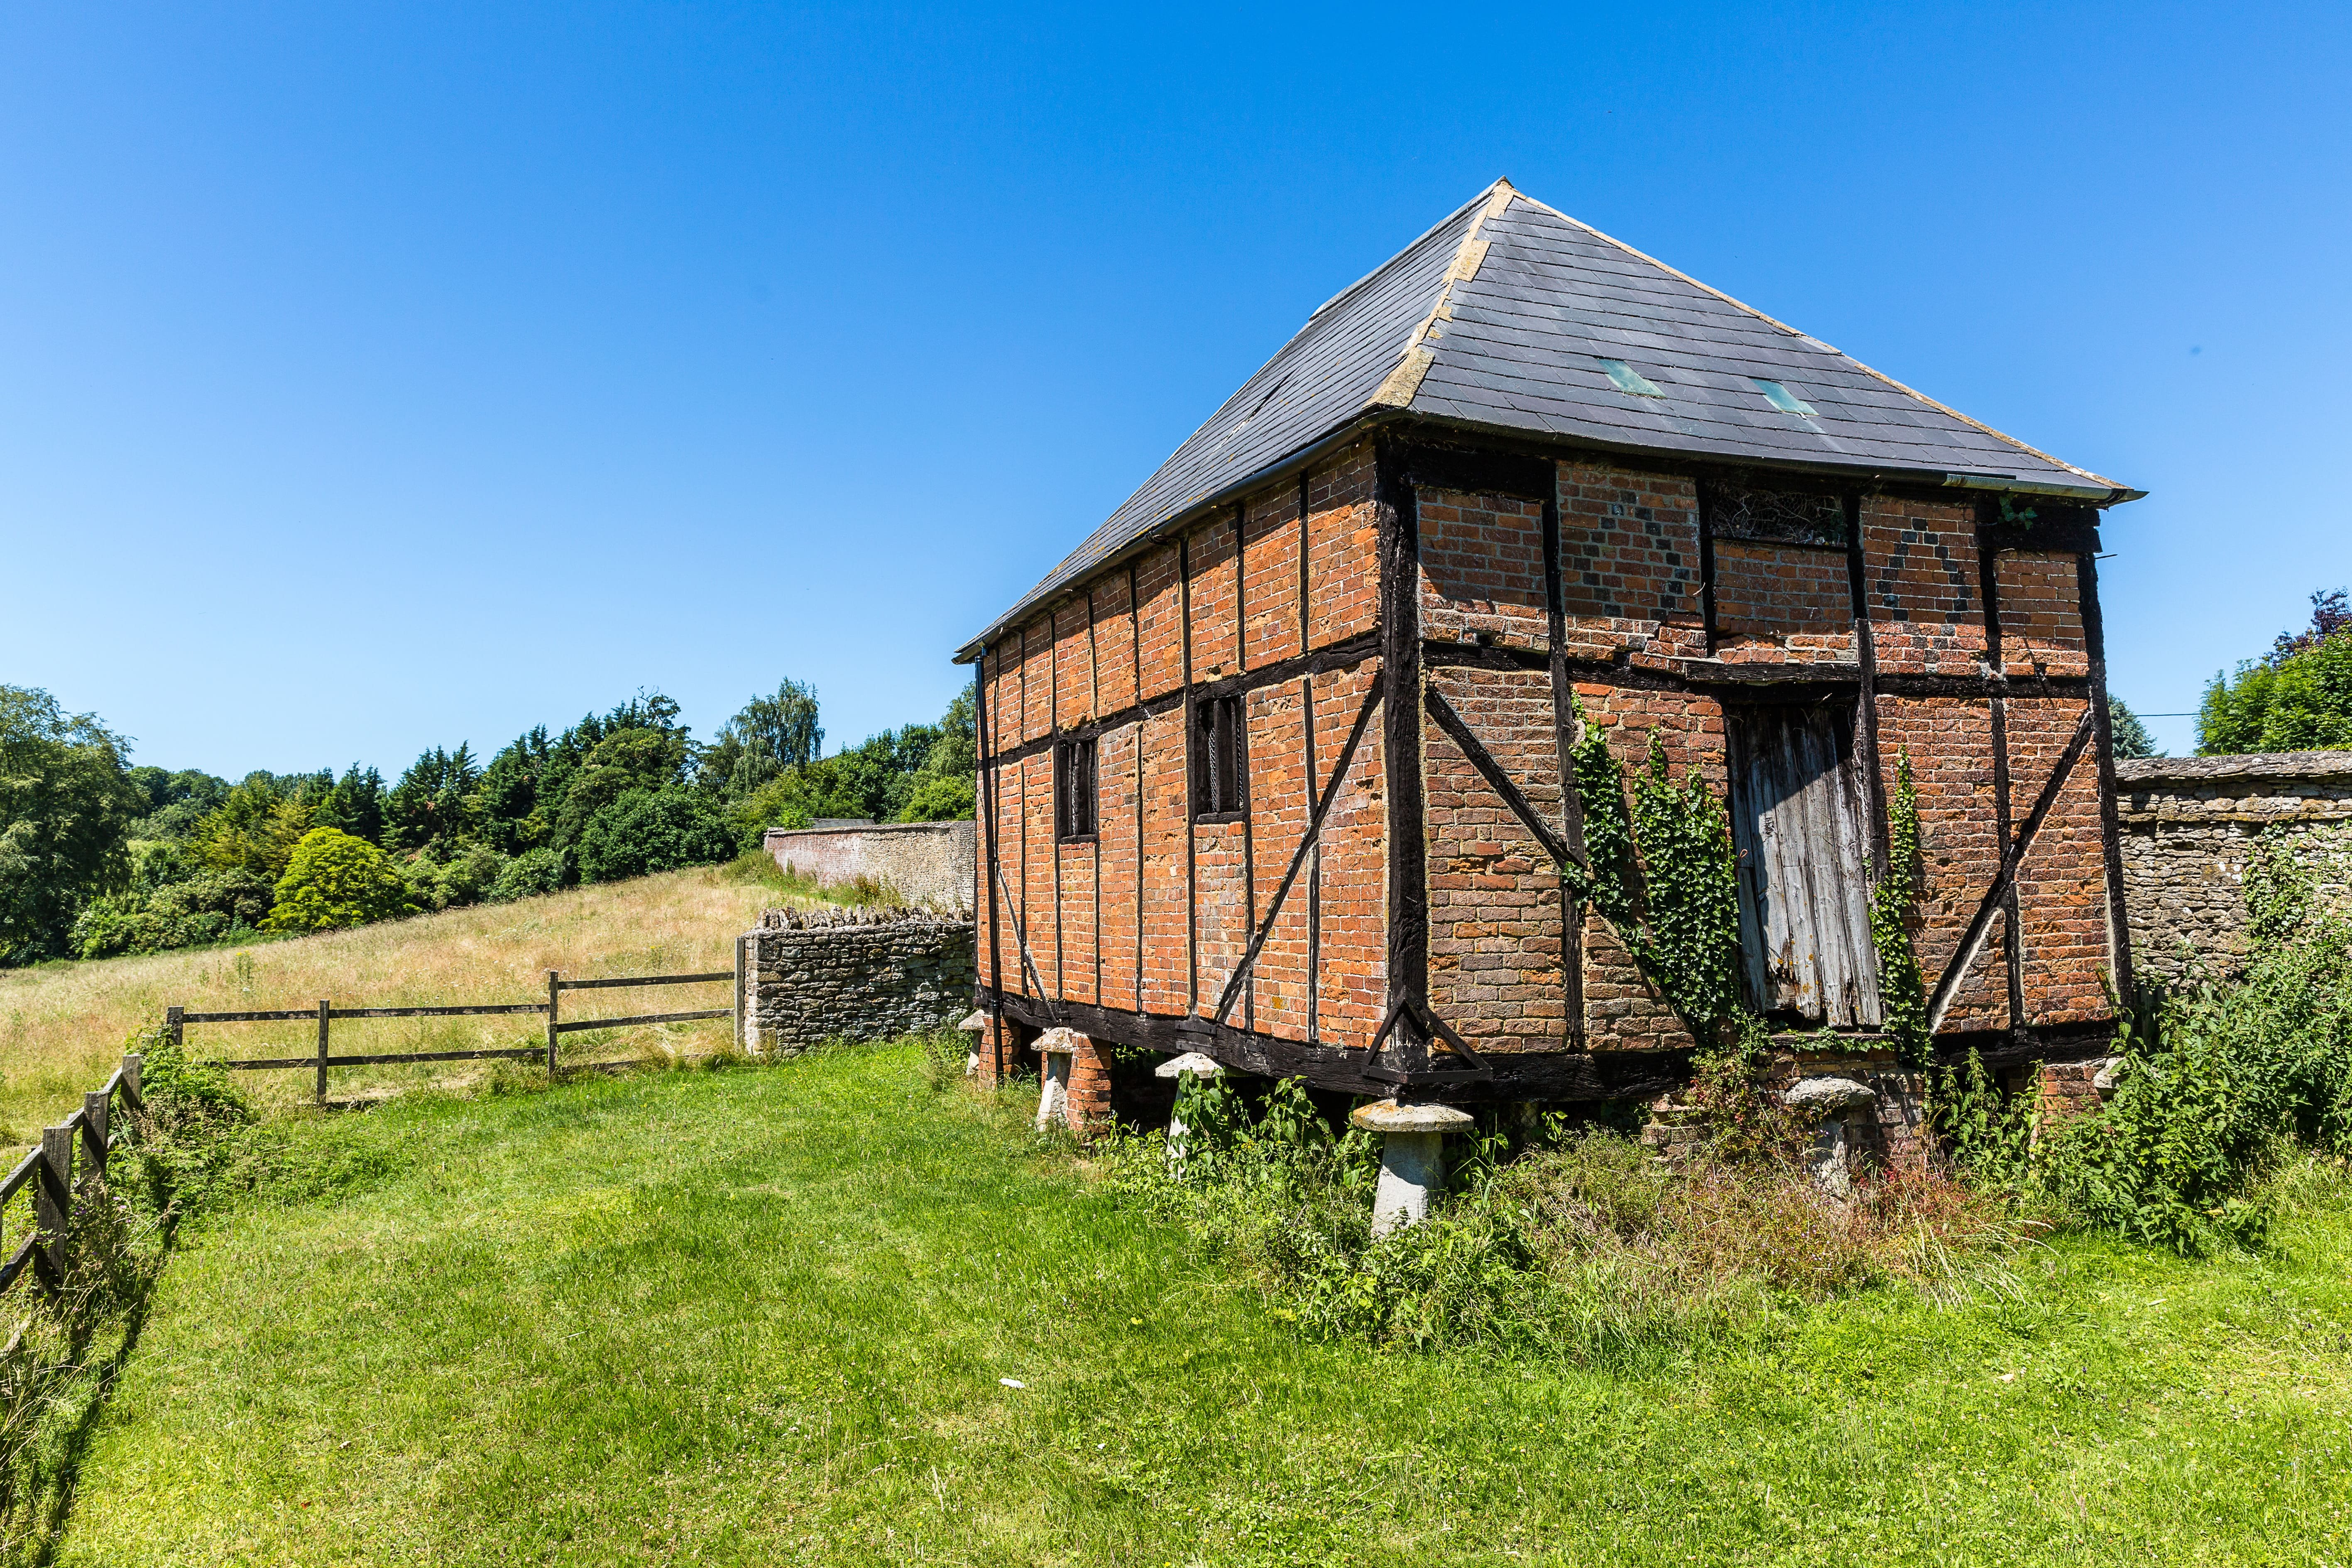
0 866 814 1136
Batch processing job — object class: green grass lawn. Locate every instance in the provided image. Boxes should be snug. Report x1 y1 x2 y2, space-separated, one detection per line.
54 1044 2352 1565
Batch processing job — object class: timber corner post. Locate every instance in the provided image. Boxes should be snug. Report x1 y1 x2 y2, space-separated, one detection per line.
1375 434 1432 1078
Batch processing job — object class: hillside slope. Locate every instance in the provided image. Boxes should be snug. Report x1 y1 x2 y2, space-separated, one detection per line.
0 864 806 1135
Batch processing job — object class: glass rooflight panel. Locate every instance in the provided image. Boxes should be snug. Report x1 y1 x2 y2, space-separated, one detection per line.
1753 379 1819 418
1598 358 1664 397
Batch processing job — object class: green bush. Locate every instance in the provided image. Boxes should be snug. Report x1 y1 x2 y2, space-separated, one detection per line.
897 774 974 823
577 787 735 883
264 828 415 933
489 846 568 902
1954 828 2352 1254
70 868 274 959
400 841 511 912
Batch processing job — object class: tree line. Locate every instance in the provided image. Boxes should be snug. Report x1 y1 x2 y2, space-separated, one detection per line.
0 679 974 966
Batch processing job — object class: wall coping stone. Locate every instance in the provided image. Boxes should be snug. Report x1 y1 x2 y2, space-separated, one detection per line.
763 820 970 842
2117 751 2352 787
756 904 973 932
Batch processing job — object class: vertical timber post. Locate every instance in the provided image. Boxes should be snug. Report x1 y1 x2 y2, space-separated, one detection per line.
1542 460 1584 1042
36 1123 70 1289
1976 507 2026 1033
977 650 1006 1076
165 1004 184 1054
546 971 561 1074
1180 533 1198 1014
1843 492 1889 868
1375 438 1429 1070
315 999 331 1106
121 1053 142 1115
2077 545 2138 1013
82 1091 109 1180
1298 470 1321 1043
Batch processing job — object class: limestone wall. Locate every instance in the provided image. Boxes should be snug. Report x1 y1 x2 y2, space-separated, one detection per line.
739 905 977 1054
761 819 976 910
2116 751 2352 986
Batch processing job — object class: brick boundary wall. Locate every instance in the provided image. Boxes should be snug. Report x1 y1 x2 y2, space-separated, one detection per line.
761 820 977 910
739 905 978 1054
2116 752 2352 988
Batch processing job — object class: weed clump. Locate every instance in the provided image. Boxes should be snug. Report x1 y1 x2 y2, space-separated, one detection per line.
1100 1075 2018 1365
1938 827 2352 1255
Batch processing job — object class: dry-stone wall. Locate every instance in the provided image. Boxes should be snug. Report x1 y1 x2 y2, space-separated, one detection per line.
2117 751 2352 986
738 905 977 1054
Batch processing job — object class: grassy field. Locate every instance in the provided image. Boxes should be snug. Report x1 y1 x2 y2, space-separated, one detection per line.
0 862 813 1137
49 1042 2352 1566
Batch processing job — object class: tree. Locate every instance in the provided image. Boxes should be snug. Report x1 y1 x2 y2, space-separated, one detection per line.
476 692 689 856
264 828 414 932
0 687 144 962
194 773 314 882
311 765 385 844
383 745 481 856
576 787 736 883
125 767 230 841
701 678 822 800
2108 698 2161 760
2201 590 2352 754
555 727 690 846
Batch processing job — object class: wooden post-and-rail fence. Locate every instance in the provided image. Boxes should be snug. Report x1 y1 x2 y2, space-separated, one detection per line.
166 968 737 1105
0 1053 144 1305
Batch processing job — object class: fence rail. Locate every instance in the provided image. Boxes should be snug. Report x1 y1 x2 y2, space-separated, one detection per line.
169 967 738 1103
0 1054 144 1304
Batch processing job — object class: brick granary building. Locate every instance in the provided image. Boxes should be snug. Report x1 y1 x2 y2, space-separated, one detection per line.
955 179 2141 1124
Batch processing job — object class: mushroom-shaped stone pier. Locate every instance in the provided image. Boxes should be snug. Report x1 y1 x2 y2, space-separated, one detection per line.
1781 1076 1877 1198
1349 1098 1474 1235
1153 1051 1224 1169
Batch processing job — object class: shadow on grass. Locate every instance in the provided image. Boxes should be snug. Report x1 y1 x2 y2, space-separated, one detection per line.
3 1279 159 1568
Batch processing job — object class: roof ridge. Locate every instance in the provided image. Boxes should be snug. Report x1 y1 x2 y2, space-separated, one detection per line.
1366 182 1518 410
1505 191 2123 490
1306 177 1514 324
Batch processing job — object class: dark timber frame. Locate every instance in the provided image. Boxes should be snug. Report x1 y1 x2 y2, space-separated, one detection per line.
969 422 2138 1102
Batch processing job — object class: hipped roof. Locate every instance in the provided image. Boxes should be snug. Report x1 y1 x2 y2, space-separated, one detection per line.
958 179 2139 662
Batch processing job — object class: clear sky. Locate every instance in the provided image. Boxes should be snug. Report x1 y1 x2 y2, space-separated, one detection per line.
4 2 2345 776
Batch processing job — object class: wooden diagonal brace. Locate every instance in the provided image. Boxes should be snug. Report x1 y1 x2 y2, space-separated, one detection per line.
1209 685 1385 1028
1926 705 2096 1034
1422 685 1585 876
987 853 1060 1023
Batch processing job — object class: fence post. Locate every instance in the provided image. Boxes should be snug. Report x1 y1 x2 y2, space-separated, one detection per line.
121 1053 143 1115
81 1092 108 1178
316 1000 331 1106
36 1124 71 1289
733 935 747 1053
546 971 560 1075
165 1004 184 1054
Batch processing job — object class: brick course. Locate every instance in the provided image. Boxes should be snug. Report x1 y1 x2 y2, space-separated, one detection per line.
1711 540 1854 661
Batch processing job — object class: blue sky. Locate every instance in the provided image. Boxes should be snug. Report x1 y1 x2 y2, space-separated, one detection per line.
3 2 2345 775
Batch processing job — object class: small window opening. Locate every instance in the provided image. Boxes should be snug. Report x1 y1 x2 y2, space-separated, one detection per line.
1192 695 1248 818
1598 358 1665 397
1057 735 1097 840
1752 379 1819 418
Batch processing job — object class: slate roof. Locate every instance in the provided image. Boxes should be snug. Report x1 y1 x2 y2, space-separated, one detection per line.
959 179 2138 660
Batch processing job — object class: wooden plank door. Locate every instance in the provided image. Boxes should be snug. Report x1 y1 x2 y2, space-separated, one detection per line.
1725 704 1882 1027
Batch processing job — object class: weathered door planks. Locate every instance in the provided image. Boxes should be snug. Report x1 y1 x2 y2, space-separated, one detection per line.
1726 705 1882 1027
